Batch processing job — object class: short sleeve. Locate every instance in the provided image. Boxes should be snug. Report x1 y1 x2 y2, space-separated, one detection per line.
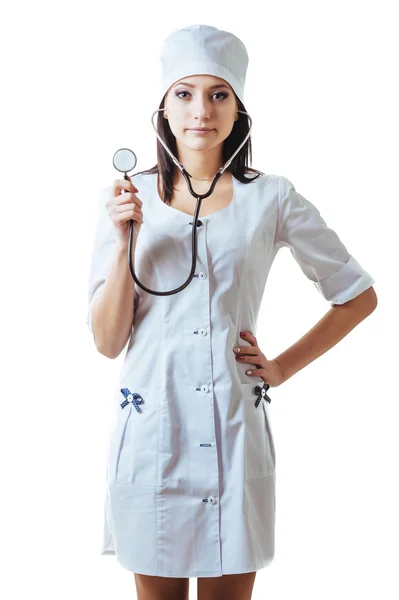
274 176 375 305
86 187 137 340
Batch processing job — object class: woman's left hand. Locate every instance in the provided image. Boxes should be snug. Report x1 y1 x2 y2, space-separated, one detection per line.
234 331 285 387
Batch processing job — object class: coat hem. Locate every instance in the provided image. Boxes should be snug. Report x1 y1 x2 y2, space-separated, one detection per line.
102 550 274 578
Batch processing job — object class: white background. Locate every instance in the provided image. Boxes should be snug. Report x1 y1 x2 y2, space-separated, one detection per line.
1 1 397 598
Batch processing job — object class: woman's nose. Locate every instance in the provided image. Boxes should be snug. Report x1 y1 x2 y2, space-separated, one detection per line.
191 101 212 119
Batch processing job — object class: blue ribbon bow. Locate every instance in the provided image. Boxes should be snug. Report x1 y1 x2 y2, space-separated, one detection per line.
254 383 271 407
120 388 144 412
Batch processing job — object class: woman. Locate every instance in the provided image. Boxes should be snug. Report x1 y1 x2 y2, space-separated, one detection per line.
87 24 377 600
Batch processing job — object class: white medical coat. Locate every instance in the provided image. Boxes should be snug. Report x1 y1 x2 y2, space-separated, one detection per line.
86 172 375 577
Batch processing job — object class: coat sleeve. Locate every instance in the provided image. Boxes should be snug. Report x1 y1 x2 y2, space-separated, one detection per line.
86 187 138 340
274 176 375 305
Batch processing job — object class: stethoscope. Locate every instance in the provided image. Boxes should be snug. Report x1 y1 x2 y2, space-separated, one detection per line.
112 107 253 296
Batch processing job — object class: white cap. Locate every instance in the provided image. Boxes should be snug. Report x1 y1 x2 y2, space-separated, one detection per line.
159 24 249 105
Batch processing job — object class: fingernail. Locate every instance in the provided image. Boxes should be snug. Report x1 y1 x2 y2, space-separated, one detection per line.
240 332 246 337
247 370 252 375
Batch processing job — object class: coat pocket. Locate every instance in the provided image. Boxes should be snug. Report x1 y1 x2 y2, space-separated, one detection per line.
107 386 160 486
242 382 276 479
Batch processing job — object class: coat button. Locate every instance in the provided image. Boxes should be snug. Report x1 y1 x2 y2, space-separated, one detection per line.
208 496 216 504
198 272 207 279
195 385 210 392
199 328 207 336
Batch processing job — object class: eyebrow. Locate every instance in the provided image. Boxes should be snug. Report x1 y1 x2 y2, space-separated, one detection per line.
173 81 231 90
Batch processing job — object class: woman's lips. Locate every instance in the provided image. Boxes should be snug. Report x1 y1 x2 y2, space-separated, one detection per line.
188 129 214 135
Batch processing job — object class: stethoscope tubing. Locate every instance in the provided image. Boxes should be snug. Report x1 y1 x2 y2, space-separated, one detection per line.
126 109 253 296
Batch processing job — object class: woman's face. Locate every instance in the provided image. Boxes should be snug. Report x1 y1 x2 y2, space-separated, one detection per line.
164 74 239 152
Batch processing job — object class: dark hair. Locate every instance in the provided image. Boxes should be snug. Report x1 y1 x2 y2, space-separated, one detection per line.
134 91 264 204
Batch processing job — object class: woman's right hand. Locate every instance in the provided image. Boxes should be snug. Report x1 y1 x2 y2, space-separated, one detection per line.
106 178 144 247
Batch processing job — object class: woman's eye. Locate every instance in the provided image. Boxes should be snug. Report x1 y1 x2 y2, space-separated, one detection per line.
175 91 228 100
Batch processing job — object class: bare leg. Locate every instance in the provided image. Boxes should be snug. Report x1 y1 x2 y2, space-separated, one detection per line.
197 571 257 600
134 573 190 600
